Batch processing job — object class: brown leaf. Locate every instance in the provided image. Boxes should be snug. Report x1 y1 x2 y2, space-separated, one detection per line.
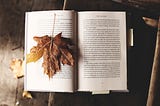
143 17 158 28
42 48 57 78
27 33 74 78
33 35 51 46
10 58 24 78
60 48 74 66
26 46 44 63
22 91 32 99
53 32 62 46
26 35 51 63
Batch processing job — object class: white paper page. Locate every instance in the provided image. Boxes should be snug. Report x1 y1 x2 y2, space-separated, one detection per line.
25 10 76 92
78 11 127 91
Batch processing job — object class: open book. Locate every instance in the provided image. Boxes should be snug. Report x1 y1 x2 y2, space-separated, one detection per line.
24 10 127 93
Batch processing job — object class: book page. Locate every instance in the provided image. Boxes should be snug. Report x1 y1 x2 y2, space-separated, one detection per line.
25 10 76 92
78 12 127 91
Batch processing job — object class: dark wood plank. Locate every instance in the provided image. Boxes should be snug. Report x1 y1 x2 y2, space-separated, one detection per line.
146 17 160 106
0 0 59 105
0 3 23 105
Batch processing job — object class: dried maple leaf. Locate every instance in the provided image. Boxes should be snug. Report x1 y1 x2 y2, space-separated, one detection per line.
26 32 74 78
22 91 32 99
10 58 24 78
26 46 44 63
26 35 51 63
60 48 74 66
42 47 60 78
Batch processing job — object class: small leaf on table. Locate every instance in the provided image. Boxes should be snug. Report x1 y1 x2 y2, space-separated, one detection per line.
10 58 24 78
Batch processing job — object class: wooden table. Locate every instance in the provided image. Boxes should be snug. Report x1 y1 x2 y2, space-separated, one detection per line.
0 0 159 106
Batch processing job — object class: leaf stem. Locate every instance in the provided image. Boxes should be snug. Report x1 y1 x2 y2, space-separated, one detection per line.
50 13 56 51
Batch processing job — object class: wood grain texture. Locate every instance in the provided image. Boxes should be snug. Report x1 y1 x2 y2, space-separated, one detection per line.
0 0 61 105
147 17 160 106
0 3 22 105
0 0 159 106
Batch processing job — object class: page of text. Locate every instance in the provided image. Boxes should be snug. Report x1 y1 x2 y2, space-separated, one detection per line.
25 10 76 92
78 12 127 91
